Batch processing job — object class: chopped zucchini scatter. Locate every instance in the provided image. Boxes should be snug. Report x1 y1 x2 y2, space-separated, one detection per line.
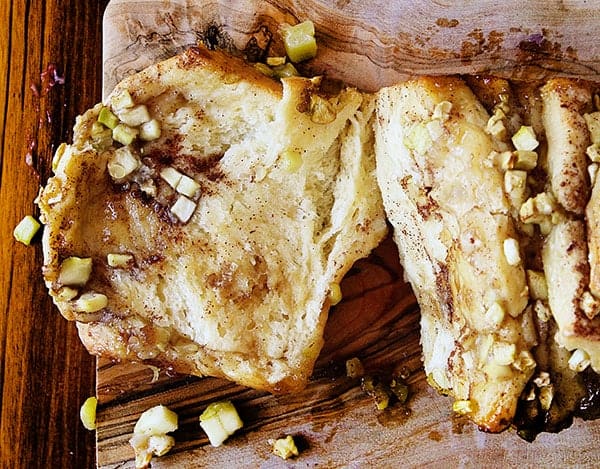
130 405 178 469
199 400 244 447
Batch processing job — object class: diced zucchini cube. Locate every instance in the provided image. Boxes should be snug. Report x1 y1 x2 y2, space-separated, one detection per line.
13 215 41 245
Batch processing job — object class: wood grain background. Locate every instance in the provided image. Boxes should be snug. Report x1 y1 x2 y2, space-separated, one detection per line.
0 1 109 468
103 0 600 95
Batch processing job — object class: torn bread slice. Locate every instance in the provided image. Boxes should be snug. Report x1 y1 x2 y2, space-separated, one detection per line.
374 77 536 432
38 46 387 393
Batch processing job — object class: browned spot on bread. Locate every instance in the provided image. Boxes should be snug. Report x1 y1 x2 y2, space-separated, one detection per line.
178 45 282 95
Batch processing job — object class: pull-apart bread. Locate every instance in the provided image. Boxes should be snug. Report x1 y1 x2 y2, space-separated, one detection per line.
375 76 600 432
38 41 600 433
375 77 536 432
37 46 387 393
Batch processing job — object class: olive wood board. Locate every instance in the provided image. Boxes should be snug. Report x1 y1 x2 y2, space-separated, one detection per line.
98 1 600 467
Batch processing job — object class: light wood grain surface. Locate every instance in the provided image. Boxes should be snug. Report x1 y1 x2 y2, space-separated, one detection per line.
1 1 109 468
103 0 600 95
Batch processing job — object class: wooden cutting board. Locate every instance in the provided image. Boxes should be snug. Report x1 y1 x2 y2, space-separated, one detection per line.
97 1 600 467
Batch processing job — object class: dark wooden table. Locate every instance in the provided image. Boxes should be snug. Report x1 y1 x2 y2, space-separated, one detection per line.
1 1 109 467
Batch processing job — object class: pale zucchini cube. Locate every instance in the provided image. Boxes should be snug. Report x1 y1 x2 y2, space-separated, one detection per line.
110 89 135 110
131 437 153 469
199 400 243 447
492 342 516 366
107 253 133 267
147 434 175 457
504 170 527 207
200 415 229 447
139 119 161 141
273 63 299 78
73 292 108 313
55 286 79 301
503 238 521 266
281 20 317 63
91 121 114 150
118 104 151 127
13 215 41 245
134 405 179 435
112 123 138 146
79 396 98 430
584 112 600 143
98 107 119 129
58 256 92 286
511 125 539 151
130 405 179 469
160 166 183 189
513 150 538 170
432 101 452 121
587 143 600 163
452 399 475 415
569 349 591 372
272 435 299 459
486 302 505 328
171 196 196 223
176 174 200 198
266 56 286 66
219 407 244 434
107 145 140 180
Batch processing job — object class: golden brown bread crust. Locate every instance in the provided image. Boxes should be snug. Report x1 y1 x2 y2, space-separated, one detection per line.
541 78 593 215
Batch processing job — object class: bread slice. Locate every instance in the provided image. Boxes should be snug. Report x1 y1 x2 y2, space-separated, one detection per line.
38 46 387 393
539 79 600 372
374 77 538 432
